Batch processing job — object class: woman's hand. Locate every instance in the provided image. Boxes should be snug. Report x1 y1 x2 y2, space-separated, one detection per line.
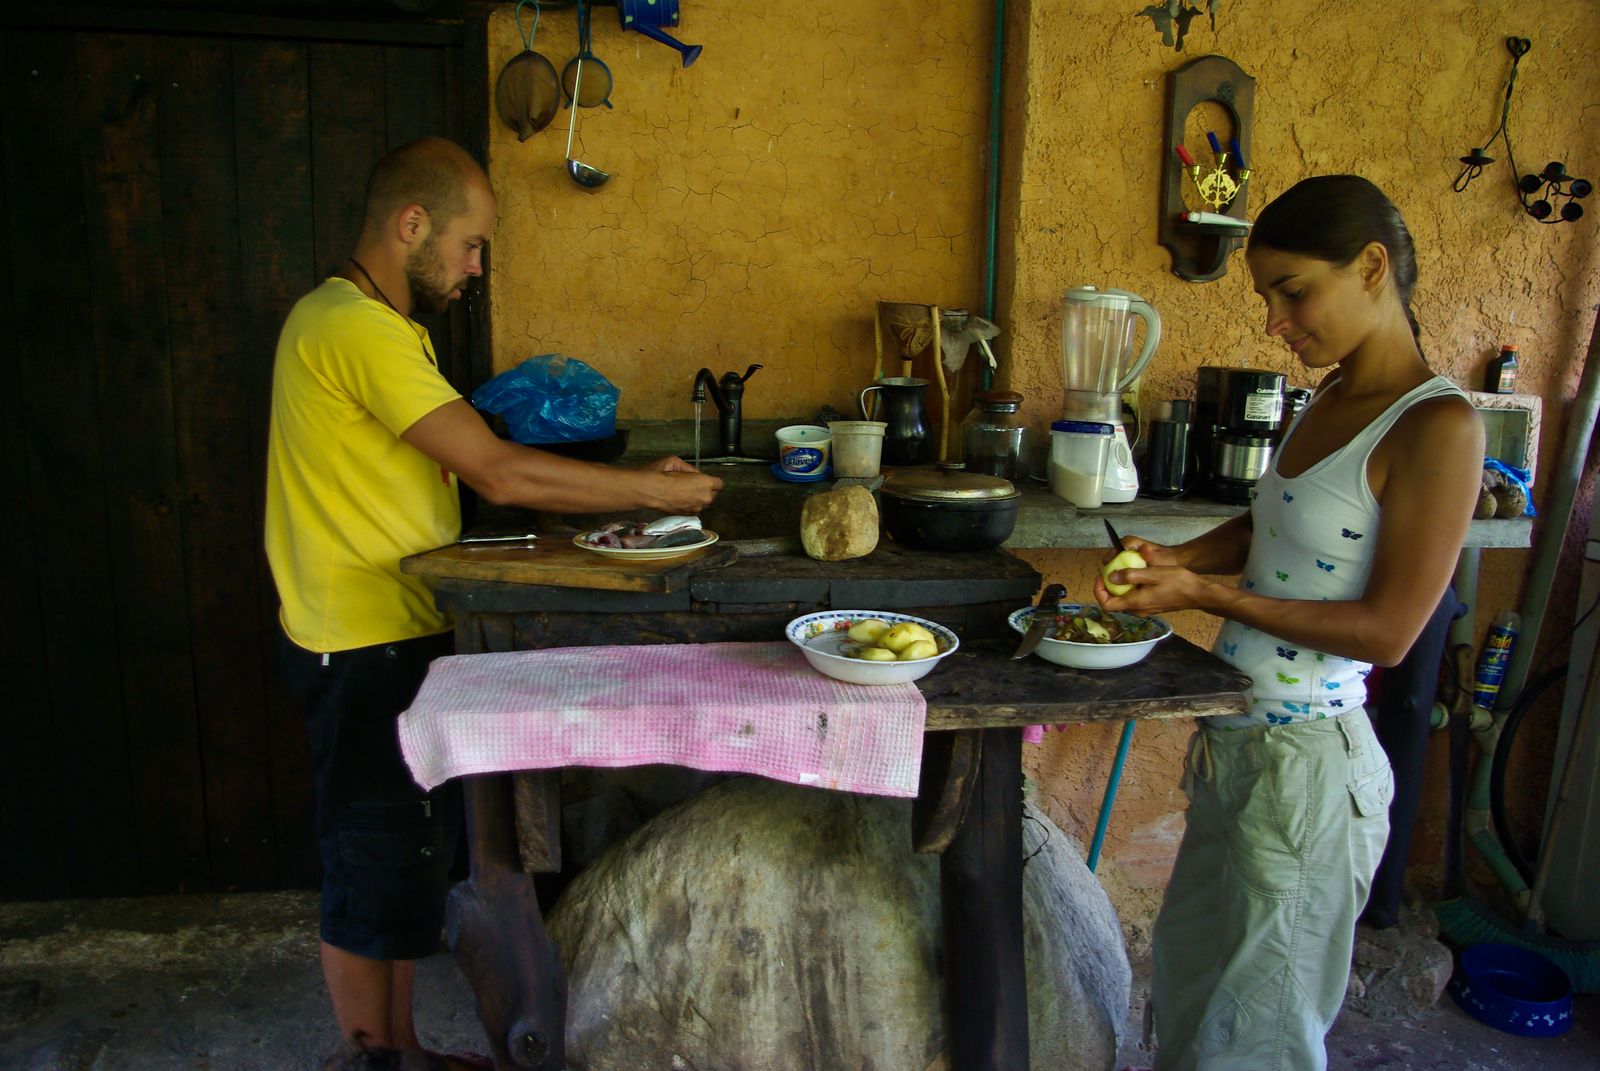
1093 562 1216 616
1093 535 1216 616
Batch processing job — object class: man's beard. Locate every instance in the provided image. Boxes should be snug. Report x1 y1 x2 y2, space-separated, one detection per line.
405 234 462 315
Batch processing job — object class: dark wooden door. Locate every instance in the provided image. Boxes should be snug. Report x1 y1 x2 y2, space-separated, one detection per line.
0 8 488 899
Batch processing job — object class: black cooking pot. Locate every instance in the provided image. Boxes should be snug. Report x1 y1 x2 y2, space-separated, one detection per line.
880 463 1020 551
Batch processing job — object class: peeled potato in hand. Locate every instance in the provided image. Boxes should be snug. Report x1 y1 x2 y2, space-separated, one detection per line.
898 638 939 661
847 618 892 644
1101 549 1148 597
881 622 935 652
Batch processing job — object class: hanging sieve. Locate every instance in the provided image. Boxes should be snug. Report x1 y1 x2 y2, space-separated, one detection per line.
561 0 614 110
494 0 561 140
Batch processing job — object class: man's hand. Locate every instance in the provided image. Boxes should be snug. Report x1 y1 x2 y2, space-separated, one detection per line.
637 455 698 474
644 463 723 513
403 401 724 513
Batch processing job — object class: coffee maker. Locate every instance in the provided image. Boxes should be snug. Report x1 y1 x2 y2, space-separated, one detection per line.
1195 367 1285 504
1060 286 1161 502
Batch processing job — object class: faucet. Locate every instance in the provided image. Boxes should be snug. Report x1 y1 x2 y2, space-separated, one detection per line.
691 364 762 457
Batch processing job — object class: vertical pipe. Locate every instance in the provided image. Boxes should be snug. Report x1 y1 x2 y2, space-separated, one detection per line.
979 0 1006 392
1087 720 1135 873
1493 308 1600 713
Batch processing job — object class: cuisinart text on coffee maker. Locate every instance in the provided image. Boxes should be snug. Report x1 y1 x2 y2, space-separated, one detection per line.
1195 366 1285 504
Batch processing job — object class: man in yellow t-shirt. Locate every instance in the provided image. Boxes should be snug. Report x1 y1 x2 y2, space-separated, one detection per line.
265 137 721 1064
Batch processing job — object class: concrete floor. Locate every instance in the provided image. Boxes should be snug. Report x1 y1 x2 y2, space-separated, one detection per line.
2 891 1597 1070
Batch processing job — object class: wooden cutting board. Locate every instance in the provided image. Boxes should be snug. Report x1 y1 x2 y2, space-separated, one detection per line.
401 538 737 592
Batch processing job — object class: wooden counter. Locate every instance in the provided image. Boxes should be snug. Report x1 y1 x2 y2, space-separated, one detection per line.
406 538 1249 1071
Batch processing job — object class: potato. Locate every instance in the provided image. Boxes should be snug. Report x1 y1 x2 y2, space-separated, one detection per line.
880 622 935 652
850 646 898 661
897 638 939 661
847 618 892 644
1101 549 1148 597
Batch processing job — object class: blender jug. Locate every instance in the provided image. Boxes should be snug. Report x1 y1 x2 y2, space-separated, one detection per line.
1059 286 1161 501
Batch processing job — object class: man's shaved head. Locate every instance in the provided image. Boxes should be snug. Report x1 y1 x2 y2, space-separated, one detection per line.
361 137 490 236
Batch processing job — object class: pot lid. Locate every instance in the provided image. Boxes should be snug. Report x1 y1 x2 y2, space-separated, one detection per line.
883 462 1019 502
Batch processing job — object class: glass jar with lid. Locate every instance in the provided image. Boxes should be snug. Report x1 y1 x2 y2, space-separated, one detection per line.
959 389 1032 481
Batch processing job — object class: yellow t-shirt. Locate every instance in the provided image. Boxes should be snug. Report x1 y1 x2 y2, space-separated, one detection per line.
265 278 462 652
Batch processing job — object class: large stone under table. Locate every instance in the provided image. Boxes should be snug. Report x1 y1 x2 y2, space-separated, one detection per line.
402 539 1252 1070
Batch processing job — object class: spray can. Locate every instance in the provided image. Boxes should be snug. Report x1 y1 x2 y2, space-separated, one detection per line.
1471 609 1520 710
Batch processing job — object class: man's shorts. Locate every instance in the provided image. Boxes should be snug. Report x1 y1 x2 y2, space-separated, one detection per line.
280 630 462 961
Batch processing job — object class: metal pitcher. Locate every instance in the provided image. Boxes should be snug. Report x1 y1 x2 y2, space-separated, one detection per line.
859 377 934 466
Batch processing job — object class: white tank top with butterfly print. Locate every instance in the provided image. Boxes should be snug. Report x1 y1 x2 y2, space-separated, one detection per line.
1209 374 1467 728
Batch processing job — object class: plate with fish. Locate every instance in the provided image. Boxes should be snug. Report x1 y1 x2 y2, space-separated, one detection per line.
573 515 720 560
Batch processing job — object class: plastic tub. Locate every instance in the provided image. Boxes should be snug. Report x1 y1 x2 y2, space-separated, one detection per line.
1049 420 1114 507
1448 943 1574 1037
775 424 831 476
827 420 886 478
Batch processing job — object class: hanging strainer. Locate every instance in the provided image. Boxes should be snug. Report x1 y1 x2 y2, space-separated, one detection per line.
494 1 561 140
562 0 615 109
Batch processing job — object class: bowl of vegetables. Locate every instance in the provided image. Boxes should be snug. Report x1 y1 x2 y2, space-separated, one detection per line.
786 611 960 685
1007 603 1171 669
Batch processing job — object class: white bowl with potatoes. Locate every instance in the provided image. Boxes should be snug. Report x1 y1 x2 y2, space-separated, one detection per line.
786 611 959 685
1007 604 1171 670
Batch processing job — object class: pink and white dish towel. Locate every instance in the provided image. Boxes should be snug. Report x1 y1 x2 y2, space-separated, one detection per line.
398 641 927 797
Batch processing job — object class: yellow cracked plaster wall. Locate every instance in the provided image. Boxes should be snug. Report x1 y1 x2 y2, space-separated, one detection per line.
485 1 993 420
484 0 1600 937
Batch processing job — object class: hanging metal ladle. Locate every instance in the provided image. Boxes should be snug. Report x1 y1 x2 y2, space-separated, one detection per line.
564 58 610 190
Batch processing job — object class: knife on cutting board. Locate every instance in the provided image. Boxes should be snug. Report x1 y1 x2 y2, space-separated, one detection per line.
1012 582 1068 659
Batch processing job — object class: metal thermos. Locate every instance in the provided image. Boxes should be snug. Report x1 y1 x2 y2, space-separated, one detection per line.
1140 399 1194 498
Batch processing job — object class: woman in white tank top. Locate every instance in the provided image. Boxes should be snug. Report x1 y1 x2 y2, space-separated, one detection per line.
1097 177 1484 1071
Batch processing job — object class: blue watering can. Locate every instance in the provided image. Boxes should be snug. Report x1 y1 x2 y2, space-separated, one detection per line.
617 0 702 67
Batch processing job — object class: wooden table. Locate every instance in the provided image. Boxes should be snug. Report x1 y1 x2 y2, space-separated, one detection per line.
403 541 1251 1071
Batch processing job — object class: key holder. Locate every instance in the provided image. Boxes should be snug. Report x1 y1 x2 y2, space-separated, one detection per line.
1158 54 1256 282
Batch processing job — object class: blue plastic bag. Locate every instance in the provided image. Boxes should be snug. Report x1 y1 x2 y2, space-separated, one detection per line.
1485 457 1537 517
471 355 619 444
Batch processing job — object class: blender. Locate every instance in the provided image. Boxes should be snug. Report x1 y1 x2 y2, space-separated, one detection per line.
1059 286 1162 502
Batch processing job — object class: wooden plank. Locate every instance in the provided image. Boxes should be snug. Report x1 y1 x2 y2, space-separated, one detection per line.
918 638 1253 731
1 6 467 46
309 40 385 279
2 28 142 898
941 728 1029 1070
456 15 492 390
382 41 460 391
231 34 320 889
383 42 447 150
403 541 739 592
76 30 210 894
0 35 63 901
157 34 277 890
